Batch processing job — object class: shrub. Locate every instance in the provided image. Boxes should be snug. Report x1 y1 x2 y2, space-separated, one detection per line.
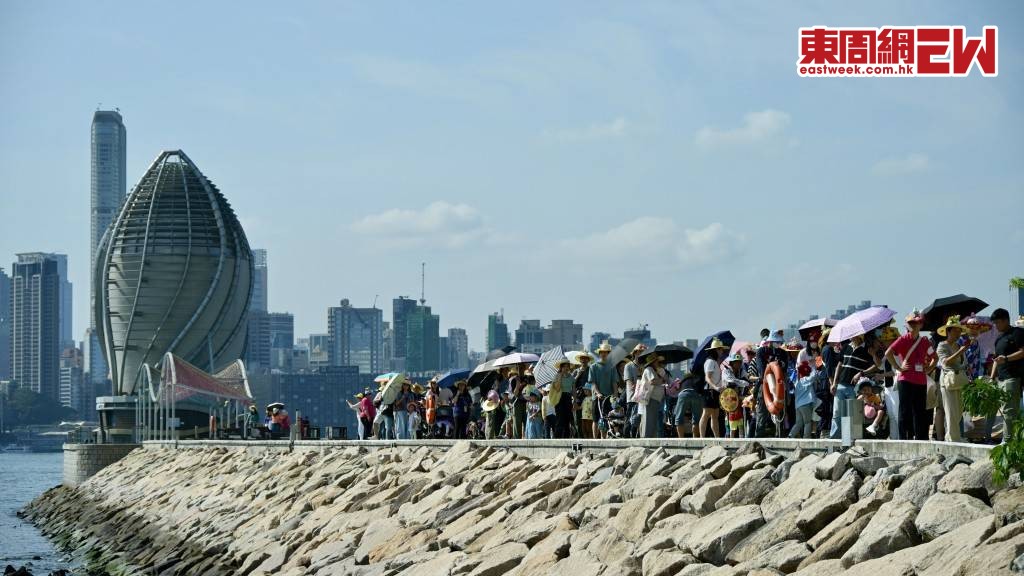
962 377 1008 418
992 421 1024 485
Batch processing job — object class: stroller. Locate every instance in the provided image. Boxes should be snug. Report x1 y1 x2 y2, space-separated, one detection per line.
602 396 626 438
433 405 455 439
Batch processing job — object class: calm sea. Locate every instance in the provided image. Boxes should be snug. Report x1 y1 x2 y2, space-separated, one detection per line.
0 451 79 574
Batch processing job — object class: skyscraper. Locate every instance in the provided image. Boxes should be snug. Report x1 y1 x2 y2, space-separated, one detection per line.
392 296 418 370
487 312 510 352
514 320 545 354
327 299 383 375
11 253 63 401
544 319 584 351
251 249 268 313
90 111 126 385
0 267 10 381
406 304 440 373
268 312 294 370
59 346 87 416
447 328 469 370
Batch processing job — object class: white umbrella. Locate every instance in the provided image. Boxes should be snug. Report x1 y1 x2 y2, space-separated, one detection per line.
492 352 540 367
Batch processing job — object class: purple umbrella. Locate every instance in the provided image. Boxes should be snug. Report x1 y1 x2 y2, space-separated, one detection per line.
827 306 897 343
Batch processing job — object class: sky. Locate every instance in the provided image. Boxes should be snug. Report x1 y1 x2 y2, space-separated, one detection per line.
1 1 1022 352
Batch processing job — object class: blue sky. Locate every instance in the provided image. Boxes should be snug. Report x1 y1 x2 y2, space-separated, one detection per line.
1 1 1021 351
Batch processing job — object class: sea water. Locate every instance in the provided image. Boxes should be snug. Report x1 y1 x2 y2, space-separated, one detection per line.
0 452 78 574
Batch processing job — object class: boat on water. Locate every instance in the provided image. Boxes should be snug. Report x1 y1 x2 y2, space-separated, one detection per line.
1 444 32 453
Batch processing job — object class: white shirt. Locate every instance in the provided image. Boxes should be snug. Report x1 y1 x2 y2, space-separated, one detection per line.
704 358 723 392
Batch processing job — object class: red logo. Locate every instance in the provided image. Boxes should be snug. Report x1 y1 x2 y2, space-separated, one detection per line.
797 26 998 77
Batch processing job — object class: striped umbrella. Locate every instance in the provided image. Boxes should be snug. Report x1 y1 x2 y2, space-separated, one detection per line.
533 346 565 389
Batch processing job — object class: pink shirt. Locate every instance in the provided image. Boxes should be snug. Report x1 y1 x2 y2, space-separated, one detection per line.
887 333 935 386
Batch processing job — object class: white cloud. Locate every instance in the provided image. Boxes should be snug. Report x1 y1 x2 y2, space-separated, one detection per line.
872 153 929 175
352 202 492 249
695 109 791 148
546 117 631 142
560 218 744 268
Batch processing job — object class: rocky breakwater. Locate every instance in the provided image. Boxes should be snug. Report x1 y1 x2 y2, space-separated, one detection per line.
20 441 1024 576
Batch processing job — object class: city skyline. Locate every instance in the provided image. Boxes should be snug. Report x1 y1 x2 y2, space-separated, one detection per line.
1 2 1022 354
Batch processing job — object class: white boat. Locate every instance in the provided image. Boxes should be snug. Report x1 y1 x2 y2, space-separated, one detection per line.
1 444 31 452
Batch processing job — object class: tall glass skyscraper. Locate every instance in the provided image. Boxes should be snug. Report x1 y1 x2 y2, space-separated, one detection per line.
89 110 126 386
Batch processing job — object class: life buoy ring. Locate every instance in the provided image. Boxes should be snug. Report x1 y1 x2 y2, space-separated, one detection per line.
762 361 786 415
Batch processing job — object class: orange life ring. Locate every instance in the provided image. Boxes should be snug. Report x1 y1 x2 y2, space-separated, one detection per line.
762 361 786 415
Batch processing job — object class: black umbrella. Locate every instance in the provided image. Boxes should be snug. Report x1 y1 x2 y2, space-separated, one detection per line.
639 343 694 366
922 294 988 332
607 337 642 367
469 358 501 388
691 331 736 375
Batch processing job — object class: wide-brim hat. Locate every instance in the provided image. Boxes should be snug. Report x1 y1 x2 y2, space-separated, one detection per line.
645 354 666 365
707 337 730 351
522 385 541 400
905 309 925 324
766 331 785 344
553 357 570 369
963 315 992 333
879 326 901 345
936 315 965 337
486 390 500 403
596 341 613 354
854 377 876 395
411 383 426 395
481 399 500 412
781 338 803 352
355 393 364 399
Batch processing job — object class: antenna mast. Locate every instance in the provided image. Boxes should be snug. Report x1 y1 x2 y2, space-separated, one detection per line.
419 262 426 305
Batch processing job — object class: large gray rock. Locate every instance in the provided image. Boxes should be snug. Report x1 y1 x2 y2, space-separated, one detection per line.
892 462 946 509
506 531 570 576
760 471 826 521
735 540 810 573
851 456 888 477
614 493 670 538
689 476 736 516
840 500 920 567
728 452 764 479
685 504 765 565
467 542 528 576
641 549 697 576
814 452 851 482
699 446 729 469
707 457 733 480
726 507 803 565
807 490 888 550
937 460 995 503
798 512 873 569
992 486 1024 527
796 469 860 536
716 467 775 511
914 492 992 540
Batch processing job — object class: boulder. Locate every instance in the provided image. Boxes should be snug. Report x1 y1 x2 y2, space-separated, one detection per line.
716 468 775 511
726 507 804 564
678 564 717 576
728 453 764 479
735 540 810 574
545 550 606 576
689 476 736 516
584 527 635 567
467 542 528 576
914 492 992 540
840 501 920 567
699 446 729 469
891 462 946 509
955 527 1024 575
760 472 825 521
993 485 1024 527
937 460 994 503
685 504 765 565
641 549 696 576
614 493 670 539
770 460 795 485
791 559 843 576
505 531 570 576
796 469 860 536
814 452 851 482
850 456 888 477
807 490 888 550
798 512 873 569
707 457 733 480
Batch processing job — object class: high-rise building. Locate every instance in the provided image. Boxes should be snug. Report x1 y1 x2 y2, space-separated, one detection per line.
90 110 126 385
0 267 10 381
589 332 612 353
392 296 418 368
11 254 63 401
515 320 545 354
308 333 330 370
251 249 268 313
487 312 510 352
327 299 384 375
268 366 361 432
382 322 394 371
624 325 657 350
59 346 91 418
447 328 469 370
406 305 440 373
246 311 294 371
438 336 450 372
545 319 583 351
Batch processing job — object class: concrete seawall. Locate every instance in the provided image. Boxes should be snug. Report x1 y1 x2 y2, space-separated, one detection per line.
62 443 140 487
26 440 1024 575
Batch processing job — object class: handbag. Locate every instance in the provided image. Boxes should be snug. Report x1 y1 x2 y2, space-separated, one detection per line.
941 369 967 392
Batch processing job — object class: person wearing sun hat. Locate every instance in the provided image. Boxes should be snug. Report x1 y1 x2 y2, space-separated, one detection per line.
935 315 971 442
884 308 937 440
699 337 731 438
637 353 669 437
622 343 647 438
589 340 618 438
481 390 502 439
550 357 575 438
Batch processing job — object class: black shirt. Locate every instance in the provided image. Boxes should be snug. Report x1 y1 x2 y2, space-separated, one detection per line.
836 344 873 385
995 327 1024 380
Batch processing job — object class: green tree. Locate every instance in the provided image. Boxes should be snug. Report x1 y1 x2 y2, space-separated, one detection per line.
6 388 77 426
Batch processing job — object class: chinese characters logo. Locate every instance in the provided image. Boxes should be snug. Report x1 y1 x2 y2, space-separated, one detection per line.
797 26 998 77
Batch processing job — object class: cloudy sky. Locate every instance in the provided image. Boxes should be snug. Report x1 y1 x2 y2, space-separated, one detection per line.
1 1 1021 351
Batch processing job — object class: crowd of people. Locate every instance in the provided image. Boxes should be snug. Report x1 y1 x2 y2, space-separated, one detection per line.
349 307 1024 443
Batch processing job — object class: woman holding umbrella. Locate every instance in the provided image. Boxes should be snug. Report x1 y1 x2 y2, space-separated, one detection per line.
699 338 730 438
637 354 669 438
